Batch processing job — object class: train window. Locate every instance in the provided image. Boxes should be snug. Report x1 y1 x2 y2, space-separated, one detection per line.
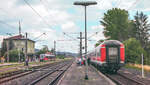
108 47 118 56
96 49 101 57
99 49 101 56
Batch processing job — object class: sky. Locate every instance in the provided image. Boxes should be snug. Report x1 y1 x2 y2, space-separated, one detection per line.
0 0 150 53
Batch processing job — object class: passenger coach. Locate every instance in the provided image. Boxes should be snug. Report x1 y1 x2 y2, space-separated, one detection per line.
89 40 125 73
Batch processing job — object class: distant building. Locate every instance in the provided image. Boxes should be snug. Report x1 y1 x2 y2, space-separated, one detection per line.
2 34 35 55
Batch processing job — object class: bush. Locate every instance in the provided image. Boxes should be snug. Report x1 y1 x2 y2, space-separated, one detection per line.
5 50 24 62
56 55 64 59
123 38 146 64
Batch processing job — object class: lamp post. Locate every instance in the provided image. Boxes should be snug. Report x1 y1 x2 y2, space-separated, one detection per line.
73 1 97 80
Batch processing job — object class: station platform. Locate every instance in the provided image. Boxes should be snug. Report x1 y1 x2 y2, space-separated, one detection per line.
58 62 116 85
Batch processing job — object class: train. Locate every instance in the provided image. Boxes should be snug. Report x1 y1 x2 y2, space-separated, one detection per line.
88 40 125 73
40 53 55 61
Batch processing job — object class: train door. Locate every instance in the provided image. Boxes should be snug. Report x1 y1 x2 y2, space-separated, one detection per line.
106 46 120 64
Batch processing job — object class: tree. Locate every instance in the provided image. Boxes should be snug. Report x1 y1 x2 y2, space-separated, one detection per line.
50 48 54 54
123 38 146 64
127 20 137 38
35 46 49 58
9 39 14 50
1 40 14 57
5 50 24 62
134 11 150 49
95 39 104 47
1 41 7 56
100 8 130 41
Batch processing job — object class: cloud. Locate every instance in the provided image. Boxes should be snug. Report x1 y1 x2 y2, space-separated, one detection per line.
1 0 150 53
96 0 113 10
61 22 79 32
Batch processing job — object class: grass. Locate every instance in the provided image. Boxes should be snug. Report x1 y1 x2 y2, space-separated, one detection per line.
0 68 19 76
125 63 150 73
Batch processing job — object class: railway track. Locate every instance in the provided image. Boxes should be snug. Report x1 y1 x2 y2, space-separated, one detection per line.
106 73 146 85
0 60 72 85
0 62 56 80
91 65 147 85
28 60 73 85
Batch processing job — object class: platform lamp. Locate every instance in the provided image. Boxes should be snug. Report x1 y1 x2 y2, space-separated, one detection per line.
73 1 97 80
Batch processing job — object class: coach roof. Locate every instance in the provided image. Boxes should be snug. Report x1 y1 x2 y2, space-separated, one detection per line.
102 40 122 46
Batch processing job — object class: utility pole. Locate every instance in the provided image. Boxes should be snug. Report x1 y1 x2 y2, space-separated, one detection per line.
54 40 56 57
18 48 21 62
78 32 83 60
25 32 28 66
80 32 82 60
18 21 21 62
6 40 9 62
19 20 21 35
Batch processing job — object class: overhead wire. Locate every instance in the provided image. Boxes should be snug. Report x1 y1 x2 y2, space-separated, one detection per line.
0 8 19 30
0 20 17 29
127 0 140 10
23 0 52 28
116 0 121 8
63 32 79 42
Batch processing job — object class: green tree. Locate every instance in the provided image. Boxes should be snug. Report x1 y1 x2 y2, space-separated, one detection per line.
1 40 14 57
123 38 145 64
35 46 48 58
95 39 105 47
9 39 14 50
127 20 137 38
134 11 150 49
1 41 7 56
5 50 24 62
50 48 54 54
100 8 130 41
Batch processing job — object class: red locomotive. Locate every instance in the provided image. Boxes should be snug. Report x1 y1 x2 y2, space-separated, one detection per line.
88 40 125 73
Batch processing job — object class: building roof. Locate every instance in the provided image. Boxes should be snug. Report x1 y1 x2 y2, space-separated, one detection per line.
5 34 25 39
4 34 35 42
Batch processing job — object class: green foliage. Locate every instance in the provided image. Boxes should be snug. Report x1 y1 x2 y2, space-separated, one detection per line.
98 9 150 65
134 11 150 49
56 55 64 59
1 40 14 56
4 50 24 62
95 39 105 47
123 38 146 64
50 48 54 54
35 49 47 57
1 41 7 56
100 8 130 41
9 39 14 50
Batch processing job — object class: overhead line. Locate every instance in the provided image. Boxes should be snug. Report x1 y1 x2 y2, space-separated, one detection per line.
116 0 121 8
0 20 17 29
23 0 52 28
128 0 139 10
63 32 79 42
